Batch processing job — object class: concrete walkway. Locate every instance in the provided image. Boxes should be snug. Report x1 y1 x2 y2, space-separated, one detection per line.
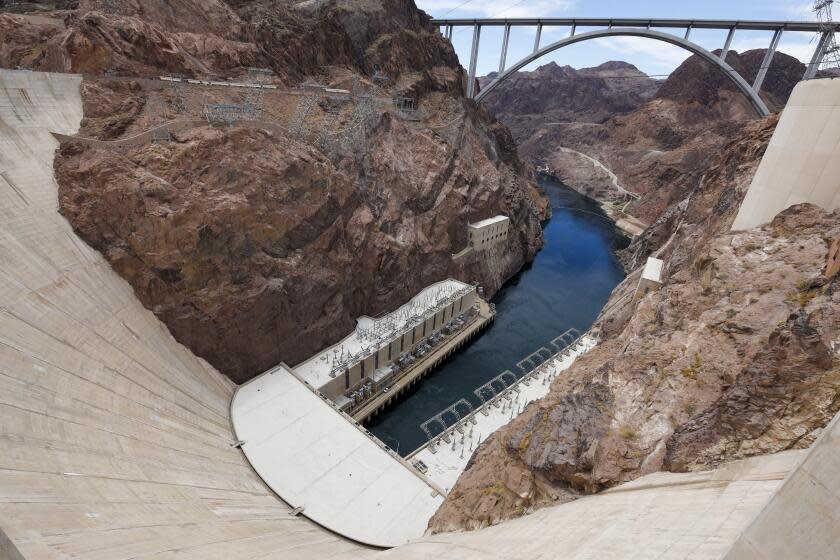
410 335 598 493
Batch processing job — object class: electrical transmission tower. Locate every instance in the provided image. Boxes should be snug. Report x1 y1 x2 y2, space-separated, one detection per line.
168 75 188 115
337 71 387 151
288 93 318 140
148 94 171 143
814 1 840 73
243 67 271 120
316 97 342 149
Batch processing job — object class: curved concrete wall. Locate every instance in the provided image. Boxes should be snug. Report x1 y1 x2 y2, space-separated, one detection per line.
732 78 840 231
0 69 359 559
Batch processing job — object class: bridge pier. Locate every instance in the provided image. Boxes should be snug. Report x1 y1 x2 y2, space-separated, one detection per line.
467 24 481 98
533 24 543 53
720 26 735 62
499 24 511 73
753 29 783 93
805 31 833 79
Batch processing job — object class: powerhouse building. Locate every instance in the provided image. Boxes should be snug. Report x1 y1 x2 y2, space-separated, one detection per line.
468 215 510 250
293 279 478 410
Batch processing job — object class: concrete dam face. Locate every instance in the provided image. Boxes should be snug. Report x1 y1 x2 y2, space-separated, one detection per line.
1 68 839 559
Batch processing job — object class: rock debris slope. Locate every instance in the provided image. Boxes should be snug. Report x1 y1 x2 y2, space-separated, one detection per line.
4 0 548 383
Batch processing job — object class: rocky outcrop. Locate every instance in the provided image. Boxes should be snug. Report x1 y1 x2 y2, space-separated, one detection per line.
9 0 549 383
480 61 660 127
429 115 840 532
1 0 463 92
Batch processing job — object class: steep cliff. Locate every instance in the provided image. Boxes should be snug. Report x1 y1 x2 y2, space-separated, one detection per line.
3 0 547 383
430 114 840 531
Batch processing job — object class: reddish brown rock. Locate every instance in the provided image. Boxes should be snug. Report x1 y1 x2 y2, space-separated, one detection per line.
0 1 551 383
429 114 840 532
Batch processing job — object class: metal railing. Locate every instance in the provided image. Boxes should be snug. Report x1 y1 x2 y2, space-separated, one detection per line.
415 328 595 454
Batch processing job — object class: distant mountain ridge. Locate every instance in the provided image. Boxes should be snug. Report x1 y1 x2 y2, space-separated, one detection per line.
478 50 809 224
480 60 661 126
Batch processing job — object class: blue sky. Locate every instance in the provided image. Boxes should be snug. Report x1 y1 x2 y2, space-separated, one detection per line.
416 1 824 77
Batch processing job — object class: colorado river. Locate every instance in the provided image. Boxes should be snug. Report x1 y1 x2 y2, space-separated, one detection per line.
368 178 628 455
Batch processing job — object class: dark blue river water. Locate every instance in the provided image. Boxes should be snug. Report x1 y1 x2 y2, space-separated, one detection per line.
367 178 628 455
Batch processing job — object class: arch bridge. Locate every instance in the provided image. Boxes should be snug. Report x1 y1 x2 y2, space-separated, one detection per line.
430 17 840 117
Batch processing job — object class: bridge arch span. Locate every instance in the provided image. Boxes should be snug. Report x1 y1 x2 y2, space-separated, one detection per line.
475 28 771 117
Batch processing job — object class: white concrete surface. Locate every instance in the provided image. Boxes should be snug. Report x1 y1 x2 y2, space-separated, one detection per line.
724 406 840 559
732 78 840 231
230 365 444 548
634 256 664 300
468 215 510 250
412 335 598 493
342 451 805 560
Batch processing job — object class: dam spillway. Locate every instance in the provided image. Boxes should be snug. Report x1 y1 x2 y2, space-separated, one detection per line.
1 68 839 559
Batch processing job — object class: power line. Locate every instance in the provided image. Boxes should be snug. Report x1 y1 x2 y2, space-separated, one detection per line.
440 0 479 17
449 0 536 37
491 0 530 18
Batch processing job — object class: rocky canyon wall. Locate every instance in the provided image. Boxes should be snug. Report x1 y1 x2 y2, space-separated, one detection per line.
2 0 548 383
430 113 840 532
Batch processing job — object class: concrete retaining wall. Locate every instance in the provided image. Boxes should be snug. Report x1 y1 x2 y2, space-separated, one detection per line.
732 78 840 230
724 408 840 559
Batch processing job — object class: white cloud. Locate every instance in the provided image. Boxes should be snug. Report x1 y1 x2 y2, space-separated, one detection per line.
416 0 575 18
731 35 815 64
784 2 816 19
598 36 690 72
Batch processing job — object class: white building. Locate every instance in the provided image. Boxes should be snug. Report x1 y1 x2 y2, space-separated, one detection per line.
294 279 477 406
468 215 510 251
634 257 664 301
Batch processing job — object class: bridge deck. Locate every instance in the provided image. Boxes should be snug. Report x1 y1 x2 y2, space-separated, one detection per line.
431 17 838 32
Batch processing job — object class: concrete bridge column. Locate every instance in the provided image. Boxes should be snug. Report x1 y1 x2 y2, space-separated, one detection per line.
467 24 482 98
720 26 736 62
804 31 833 79
499 23 511 73
753 28 783 93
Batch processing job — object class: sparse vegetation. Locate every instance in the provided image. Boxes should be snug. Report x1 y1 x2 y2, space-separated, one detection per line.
483 483 506 496
619 425 638 440
787 289 818 307
680 353 702 380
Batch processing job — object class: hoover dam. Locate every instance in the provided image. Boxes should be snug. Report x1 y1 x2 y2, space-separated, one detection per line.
1 59 839 560
2 0 840 557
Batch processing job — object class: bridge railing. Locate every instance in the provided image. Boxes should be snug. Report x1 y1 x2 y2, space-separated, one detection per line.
431 16 839 110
